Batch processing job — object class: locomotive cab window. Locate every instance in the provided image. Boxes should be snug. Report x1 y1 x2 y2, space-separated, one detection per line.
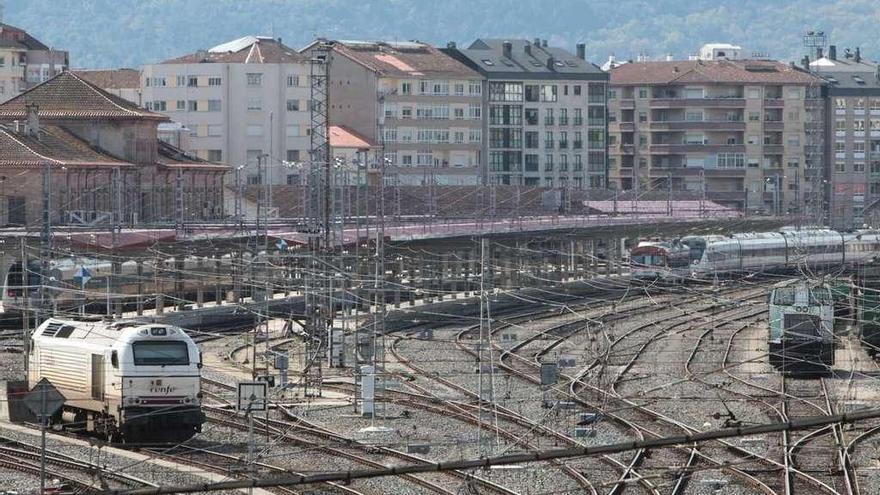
132 341 189 366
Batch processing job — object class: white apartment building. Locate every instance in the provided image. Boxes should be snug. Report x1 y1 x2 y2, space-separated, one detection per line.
0 22 67 102
141 36 311 184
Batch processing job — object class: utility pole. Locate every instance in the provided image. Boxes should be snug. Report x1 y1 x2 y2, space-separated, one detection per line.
476 237 498 454
39 160 51 327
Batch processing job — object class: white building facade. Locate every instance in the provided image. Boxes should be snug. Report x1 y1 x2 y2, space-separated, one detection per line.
141 36 311 184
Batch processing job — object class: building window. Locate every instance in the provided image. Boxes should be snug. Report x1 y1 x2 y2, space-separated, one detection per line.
540 85 558 102
836 119 847 131
835 98 847 109
247 98 262 111
176 100 186 111
854 162 866 172
560 154 569 171
489 82 523 102
469 81 482 95
544 108 554 125
152 100 167 111
207 150 222 161
246 73 263 86
717 153 745 168
287 150 300 162
453 107 464 119
638 88 648 98
786 135 800 147
855 98 866 109
545 154 554 171
187 100 198 111
545 131 554 149
855 120 866 131
836 161 846 172
208 77 222 86
287 75 300 87
454 83 465 96
207 100 222 112
748 111 760 122
207 125 222 136
187 76 198 87
855 142 866 153
469 129 482 143
787 159 799 168
246 124 263 136
286 99 300 112
524 154 539 172
835 141 845 153
175 75 185 87
454 131 465 144
468 104 481 120
608 89 616 99
573 85 582 96
401 82 412 95
638 111 648 123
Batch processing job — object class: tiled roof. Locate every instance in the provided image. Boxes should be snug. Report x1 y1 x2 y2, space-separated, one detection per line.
72 68 141 89
610 59 823 85
157 140 229 171
162 36 305 64
448 39 606 80
0 71 166 120
329 125 376 149
0 124 133 169
0 23 50 51
322 40 480 78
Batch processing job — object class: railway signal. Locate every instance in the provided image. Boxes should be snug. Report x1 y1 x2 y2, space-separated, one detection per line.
25 378 65 495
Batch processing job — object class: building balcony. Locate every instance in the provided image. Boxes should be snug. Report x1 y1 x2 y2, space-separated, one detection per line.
649 120 745 131
649 143 746 154
650 97 746 108
764 98 785 108
763 121 785 131
618 122 635 132
619 144 634 154
588 118 605 126
618 99 635 109
763 145 784 154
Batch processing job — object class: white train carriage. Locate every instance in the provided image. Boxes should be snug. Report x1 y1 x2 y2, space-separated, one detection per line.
28 318 204 442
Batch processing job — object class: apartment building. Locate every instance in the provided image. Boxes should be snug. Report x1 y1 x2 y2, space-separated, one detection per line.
446 39 609 189
0 22 68 102
608 50 825 215
303 39 484 185
141 36 311 184
810 45 880 228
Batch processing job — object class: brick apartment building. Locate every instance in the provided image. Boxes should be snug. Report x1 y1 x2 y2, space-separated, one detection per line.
608 47 825 216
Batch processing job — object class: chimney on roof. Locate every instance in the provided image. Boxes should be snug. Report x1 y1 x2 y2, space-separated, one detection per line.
828 45 836 60
447 41 456 49
502 41 512 59
802 55 810 70
576 43 586 60
665 53 674 61
673 65 679 73
546 55 555 70
542 39 548 48
856 46 861 63
524 44 532 56
25 103 39 139
534 37 541 47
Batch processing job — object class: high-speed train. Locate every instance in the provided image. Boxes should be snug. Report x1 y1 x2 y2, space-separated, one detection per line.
29 318 205 442
630 240 692 281
630 229 880 280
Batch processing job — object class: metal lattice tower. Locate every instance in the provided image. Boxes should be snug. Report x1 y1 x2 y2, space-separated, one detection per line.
302 43 332 396
803 30 828 225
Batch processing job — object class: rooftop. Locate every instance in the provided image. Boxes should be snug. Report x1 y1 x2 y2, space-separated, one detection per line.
447 38 606 80
0 71 166 121
329 125 377 150
0 124 133 169
0 22 52 51
317 39 480 78
72 68 141 89
156 140 229 171
161 36 304 64
610 59 822 85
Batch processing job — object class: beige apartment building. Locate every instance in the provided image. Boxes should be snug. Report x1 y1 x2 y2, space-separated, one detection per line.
0 22 67 102
141 36 311 185
608 51 825 215
303 39 484 185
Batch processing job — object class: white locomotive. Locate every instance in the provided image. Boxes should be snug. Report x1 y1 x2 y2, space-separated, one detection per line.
680 229 880 278
28 318 204 442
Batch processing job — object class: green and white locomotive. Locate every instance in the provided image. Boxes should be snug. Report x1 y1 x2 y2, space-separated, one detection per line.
768 283 835 375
